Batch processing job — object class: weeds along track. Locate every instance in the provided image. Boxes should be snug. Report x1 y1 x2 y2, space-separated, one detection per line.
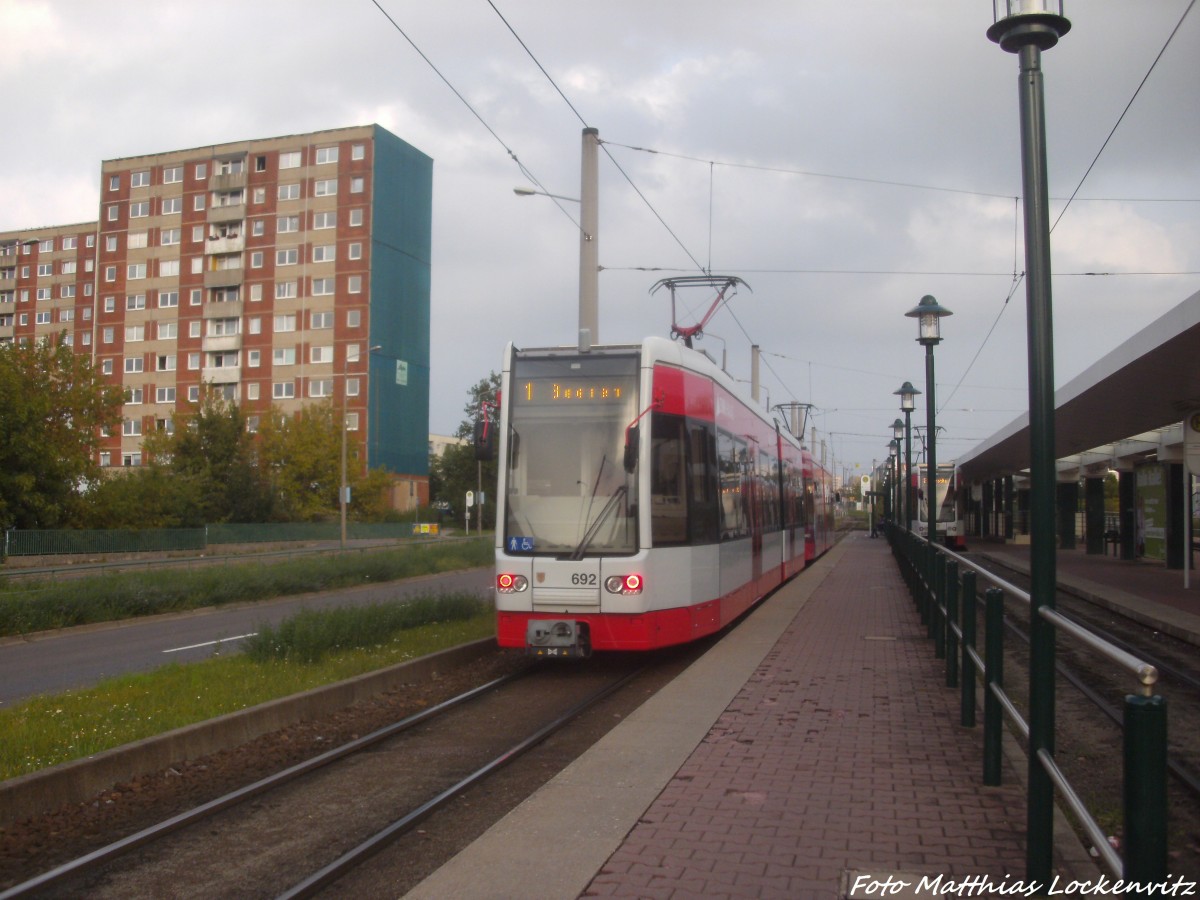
2 653 677 899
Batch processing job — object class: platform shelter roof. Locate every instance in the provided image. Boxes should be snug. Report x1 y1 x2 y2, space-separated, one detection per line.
956 288 1200 484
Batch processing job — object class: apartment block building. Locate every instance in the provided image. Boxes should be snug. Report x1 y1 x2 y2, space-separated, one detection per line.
0 124 433 509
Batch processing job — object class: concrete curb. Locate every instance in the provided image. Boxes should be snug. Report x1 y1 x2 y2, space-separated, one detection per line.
0 638 495 827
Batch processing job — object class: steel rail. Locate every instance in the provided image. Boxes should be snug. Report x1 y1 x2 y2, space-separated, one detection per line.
276 664 650 899
0 667 530 899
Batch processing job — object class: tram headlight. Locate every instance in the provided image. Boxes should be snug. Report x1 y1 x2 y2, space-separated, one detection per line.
496 573 529 593
604 573 643 595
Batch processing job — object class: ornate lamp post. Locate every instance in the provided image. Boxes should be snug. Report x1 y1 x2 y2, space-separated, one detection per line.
891 418 906 530
895 382 920 532
905 296 951 548
988 0 1070 883
888 439 900 529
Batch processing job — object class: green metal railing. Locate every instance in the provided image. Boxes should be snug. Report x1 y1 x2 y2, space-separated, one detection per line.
888 524 1167 884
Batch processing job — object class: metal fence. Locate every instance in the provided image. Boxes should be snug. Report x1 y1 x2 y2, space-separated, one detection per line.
2 522 423 559
888 524 1167 885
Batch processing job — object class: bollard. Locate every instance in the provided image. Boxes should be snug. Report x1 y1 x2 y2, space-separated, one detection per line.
983 587 1004 786
945 561 958 688
934 552 946 658
1123 694 1167 888
960 570 977 727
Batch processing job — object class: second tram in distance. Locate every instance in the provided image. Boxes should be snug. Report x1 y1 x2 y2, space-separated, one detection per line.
484 335 835 657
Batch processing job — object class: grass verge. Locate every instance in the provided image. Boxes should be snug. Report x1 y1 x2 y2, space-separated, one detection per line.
0 596 495 782
0 537 493 638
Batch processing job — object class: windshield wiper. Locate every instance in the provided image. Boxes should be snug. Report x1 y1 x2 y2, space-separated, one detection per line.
570 485 627 561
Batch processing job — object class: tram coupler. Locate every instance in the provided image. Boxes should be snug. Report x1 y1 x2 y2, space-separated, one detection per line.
526 620 592 658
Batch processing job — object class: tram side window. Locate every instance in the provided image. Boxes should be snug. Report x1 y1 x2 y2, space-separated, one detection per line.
651 415 688 545
718 430 749 541
687 421 719 544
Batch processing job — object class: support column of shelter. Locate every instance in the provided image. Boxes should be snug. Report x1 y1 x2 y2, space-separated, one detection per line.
1084 476 1105 555
1119 470 1137 561
1005 477 1016 540
1166 462 1185 570
981 480 994 539
1056 481 1078 550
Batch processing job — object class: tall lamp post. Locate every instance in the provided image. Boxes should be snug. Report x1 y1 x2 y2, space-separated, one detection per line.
341 344 382 549
905 295 951 548
988 1 1070 884
888 439 900 529
895 382 920 532
892 418 906 529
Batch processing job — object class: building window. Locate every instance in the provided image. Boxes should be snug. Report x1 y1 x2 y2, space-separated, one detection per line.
348 275 362 294
126 293 146 310
251 219 265 237
195 163 207 179
188 386 200 402
312 245 335 263
255 155 267 172
131 170 151 188
158 290 179 308
161 197 182 215
348 242 362 260
247 349 261 368
161 228 181 245
273 347 296 365
312 277 334 295
350 176 364 194
274 314 296 333
124 357 144 373
208 317 239 336
130 201 150 218
189 320 202 338
347 309 362 328
247 382 260 401
310 311 333 329
311 345 333 364
275 281 297 300
164 166 183 184
316 146 339 165
346 377 360 397
250 251 264 269
346 412 360 431
159 259 180 277
35 311 51 325
108 175 120 191
277 215 299 233
273 382 295 399
278 183 300 201
314 179 337 197
123 452 142 467
127 232 148 250
349 209 364 227
351 144 365 161
125 324 144 342
308 378 334 398
127 263 146 281
157 354 177 372
275 248 298 266
313 211 336 229
280 151 301 169
157 386 176 403
100 451 111 467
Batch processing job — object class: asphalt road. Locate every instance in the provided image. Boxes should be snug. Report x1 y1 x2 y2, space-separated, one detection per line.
0 568 493 708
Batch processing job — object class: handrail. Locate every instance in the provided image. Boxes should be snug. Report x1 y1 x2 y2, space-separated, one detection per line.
887 524 1167 883
939 544 1158 694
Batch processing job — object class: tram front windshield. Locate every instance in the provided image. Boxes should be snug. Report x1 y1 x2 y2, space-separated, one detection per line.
505 353 640 557
917 470 956 524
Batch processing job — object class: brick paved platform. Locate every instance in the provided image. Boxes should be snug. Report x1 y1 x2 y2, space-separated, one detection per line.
407 534 1091 899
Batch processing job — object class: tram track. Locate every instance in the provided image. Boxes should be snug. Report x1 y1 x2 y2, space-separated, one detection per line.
2 648 697 899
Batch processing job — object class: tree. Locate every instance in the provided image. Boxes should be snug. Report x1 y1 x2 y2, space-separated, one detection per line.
0 338 124 529
430 373 500 529
139 389 274 524
256 403 338 521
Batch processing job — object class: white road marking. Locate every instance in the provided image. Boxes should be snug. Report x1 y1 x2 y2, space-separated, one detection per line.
163 633 258 654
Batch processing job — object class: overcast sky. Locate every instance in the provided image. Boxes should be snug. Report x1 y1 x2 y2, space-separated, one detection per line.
3 1 1197 477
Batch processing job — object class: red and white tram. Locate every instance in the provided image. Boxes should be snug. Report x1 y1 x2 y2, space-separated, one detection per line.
483 336 834 657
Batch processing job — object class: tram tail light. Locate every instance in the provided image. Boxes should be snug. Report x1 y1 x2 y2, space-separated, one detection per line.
496 573 529 593
604 573 643 595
